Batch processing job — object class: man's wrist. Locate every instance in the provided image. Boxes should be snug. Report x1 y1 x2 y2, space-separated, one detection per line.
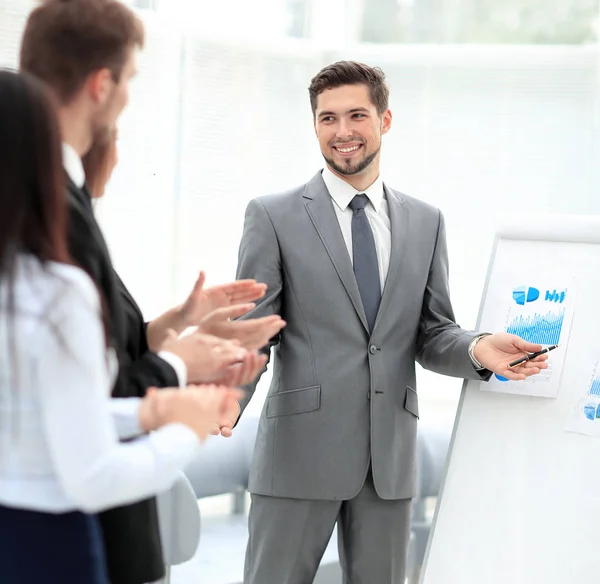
158 350 188 387
174 305 188 330
468 333 491 370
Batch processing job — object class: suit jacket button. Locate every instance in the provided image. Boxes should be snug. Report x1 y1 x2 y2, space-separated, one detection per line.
369 344 378 354
367 390 371 400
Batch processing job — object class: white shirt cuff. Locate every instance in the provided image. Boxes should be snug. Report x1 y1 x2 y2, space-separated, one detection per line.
109 397 143 440
157 351 187 388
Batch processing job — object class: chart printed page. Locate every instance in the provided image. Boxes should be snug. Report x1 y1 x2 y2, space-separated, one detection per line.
479 273 576 398
566 357 600 437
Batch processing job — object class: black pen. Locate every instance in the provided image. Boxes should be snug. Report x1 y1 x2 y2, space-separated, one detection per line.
508 344 559 368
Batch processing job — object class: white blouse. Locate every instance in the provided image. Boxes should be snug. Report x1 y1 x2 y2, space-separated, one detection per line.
0 254 200 514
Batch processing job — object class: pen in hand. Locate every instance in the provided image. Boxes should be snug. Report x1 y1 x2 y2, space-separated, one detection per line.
508 344 559 369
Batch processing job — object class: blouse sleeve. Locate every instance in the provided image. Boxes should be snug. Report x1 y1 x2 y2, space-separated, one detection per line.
108 397 143 440
37 270 200 513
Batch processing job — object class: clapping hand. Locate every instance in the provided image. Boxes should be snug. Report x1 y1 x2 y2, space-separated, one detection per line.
179 271 266 327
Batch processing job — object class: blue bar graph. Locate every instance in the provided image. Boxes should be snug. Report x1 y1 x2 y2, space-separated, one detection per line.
505 308 564 345
590 377 600 397
545 289 567 304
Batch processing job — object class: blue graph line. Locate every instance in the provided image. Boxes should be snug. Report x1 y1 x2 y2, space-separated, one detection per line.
505 309 564 345
590 377 600 397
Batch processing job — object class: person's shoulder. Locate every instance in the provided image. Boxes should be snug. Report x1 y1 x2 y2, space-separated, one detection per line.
45 261 101 310
249 172 322 210
385 185 442 219
249 187 302 213
9 256 101 322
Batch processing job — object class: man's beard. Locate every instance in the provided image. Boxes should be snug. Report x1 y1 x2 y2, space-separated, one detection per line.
80 121 113 158
92 124 113 149
88 93 117 155
323 146 379 176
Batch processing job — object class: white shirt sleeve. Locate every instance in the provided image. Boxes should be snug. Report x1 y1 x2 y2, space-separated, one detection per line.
37 271 201 514
108 398 143 440
157 350 187 387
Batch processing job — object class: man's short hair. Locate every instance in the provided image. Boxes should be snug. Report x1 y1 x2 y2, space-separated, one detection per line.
308 61 389 117
20 0 144 104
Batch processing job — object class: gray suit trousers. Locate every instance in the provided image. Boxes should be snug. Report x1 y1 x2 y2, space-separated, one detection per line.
244 468 412 584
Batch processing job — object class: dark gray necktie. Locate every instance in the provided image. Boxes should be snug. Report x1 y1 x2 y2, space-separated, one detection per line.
349 194 381 331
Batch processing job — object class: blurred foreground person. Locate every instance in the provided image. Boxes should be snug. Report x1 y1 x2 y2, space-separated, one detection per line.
0 69 242 584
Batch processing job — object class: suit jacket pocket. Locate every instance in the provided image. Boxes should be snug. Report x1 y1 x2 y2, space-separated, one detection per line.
404 386 419 419
266 385 321 418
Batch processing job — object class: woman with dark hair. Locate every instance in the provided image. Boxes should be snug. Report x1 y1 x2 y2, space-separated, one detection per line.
0 70 241 584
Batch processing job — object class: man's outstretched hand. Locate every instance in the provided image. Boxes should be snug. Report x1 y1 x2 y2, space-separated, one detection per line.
474 333 549 380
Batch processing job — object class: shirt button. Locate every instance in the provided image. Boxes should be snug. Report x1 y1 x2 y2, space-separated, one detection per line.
369 344 378 354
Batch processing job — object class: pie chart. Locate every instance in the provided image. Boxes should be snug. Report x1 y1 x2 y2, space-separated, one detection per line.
512 286 539 306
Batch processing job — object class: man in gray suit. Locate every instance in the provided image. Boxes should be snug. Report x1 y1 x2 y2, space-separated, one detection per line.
227 61 547 584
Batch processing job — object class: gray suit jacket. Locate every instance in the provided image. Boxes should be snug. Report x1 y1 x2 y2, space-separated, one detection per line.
236 171 488 501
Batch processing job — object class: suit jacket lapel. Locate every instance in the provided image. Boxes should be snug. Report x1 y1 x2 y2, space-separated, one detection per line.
67 178 112 261
374 185 408 331
303 172 369 333
66 178 128 346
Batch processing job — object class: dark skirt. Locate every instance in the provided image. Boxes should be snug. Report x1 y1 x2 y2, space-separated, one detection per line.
99 497 165 584
0 504 109 584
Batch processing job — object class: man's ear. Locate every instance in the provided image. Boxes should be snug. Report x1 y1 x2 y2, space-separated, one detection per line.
381 109 392 135
86 68 112 104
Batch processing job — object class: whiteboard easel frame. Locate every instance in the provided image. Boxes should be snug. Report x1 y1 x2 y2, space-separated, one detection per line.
418 213 600 584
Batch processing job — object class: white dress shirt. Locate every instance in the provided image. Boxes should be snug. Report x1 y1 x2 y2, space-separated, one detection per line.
62 143 187 386
321 165 391 290
322 165 483 369
0 254 200 513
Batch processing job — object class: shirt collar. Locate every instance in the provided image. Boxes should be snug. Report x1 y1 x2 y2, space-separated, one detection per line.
321 165 384 213
62 142 85 189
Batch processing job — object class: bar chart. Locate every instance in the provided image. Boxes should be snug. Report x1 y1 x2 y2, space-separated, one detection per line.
505 308 565 345
588 364 600 397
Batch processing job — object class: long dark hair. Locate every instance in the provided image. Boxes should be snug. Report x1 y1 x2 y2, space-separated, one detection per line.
0 69 74 405
0 70 113 354
0 69 69 271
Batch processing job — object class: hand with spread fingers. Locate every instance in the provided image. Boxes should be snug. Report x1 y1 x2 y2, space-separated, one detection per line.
199 304 286 351
146 271 267 352
179 271 267 328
